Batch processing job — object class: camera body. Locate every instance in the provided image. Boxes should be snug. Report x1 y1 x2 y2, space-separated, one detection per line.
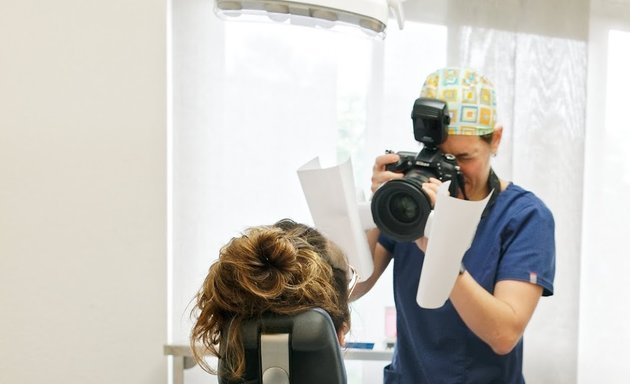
385 149 462 194
370 97 465 241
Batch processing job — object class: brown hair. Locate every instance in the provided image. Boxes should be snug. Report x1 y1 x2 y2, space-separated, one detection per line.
480 132 494 144
190 219 350 380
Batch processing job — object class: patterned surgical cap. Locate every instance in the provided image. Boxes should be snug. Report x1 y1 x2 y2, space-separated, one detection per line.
420 67 497 136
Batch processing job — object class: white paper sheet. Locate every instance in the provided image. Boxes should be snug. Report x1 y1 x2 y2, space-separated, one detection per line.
297 157 374 281
417 181 492 309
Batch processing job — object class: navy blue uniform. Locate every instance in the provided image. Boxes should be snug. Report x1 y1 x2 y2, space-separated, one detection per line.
380 183 555 384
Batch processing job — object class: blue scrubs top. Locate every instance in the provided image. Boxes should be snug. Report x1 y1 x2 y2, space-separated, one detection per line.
379 183 555 384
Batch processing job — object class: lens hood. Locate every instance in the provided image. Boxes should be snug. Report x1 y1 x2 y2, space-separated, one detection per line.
371 179 432 241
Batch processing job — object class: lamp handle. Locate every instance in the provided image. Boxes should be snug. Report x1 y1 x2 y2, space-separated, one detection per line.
387 0 405 30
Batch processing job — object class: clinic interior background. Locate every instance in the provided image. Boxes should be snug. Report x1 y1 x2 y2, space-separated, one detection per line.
1 0 628 384
171 1 627 383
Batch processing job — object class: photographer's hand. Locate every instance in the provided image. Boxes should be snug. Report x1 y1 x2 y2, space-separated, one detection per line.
415 236 429 252
413 178 442 253
421 177 442 206
370 153 405 193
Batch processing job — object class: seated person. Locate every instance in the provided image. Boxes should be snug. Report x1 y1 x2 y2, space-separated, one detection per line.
190 219 353 381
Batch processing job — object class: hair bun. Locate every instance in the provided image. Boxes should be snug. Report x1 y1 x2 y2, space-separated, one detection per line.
217 227 305 303
251 227 298 272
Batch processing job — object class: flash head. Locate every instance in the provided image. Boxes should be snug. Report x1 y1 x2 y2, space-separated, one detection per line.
411 97 450 148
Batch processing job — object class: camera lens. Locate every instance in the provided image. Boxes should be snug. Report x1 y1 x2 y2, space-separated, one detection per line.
371 178 433 241
389 193 419 223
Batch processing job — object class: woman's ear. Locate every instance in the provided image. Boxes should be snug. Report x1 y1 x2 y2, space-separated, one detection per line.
337 322 350 346
491 125 503 155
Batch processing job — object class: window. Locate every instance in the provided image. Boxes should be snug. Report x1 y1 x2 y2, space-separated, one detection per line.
170 6 446 381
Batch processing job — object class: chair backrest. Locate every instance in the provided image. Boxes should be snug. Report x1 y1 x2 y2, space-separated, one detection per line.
218 308 347 384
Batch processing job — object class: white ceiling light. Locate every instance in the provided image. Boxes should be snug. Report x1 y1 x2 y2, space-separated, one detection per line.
214 0 405 38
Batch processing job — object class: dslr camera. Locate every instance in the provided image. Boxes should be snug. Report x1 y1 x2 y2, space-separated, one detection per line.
370 97 465 241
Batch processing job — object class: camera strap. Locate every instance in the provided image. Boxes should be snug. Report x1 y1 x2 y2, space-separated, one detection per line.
481 168 501 218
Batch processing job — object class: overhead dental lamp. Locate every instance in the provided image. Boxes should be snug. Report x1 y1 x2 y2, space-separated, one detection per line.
214 0 405 38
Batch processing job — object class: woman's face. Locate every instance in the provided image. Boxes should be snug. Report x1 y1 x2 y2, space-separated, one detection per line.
439 127 502 200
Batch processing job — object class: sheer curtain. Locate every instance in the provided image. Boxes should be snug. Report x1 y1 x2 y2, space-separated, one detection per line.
454 24 587 384
170 0 628 383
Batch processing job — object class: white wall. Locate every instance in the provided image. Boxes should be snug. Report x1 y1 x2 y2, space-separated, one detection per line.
0 1 167 383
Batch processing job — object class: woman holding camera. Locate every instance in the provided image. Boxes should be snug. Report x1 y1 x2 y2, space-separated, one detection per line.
352 67 556 384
